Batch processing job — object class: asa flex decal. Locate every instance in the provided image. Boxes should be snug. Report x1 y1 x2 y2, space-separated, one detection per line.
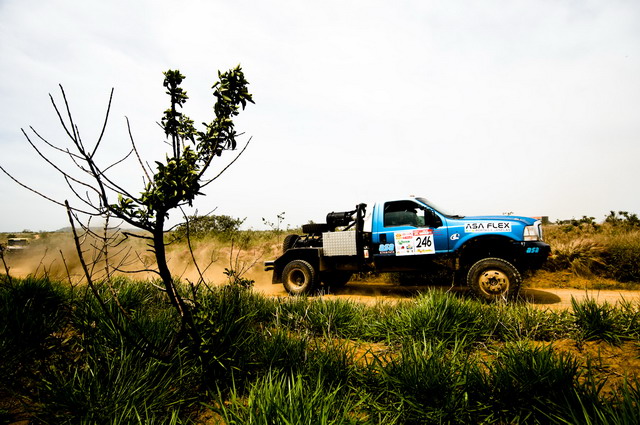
464 222 512 233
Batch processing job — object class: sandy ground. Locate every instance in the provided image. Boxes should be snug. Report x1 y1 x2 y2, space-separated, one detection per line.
252 275 640 310
4 235 638 310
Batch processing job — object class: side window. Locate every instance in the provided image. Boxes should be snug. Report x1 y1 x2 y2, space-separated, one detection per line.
383 201 424 227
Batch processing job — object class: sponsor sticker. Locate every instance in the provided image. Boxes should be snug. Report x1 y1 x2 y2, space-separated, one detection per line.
379 243 395 254
394 229 435 256
464 222 512 233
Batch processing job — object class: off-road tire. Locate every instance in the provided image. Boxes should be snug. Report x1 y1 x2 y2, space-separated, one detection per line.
282 234 300 252
301 223 328 235
321 271 353 290
467 257 521 301
282 259 319 295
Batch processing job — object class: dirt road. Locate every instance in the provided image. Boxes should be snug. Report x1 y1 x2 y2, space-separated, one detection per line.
254 279 640 309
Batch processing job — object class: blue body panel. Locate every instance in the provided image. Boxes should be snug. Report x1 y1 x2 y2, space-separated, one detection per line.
370 198 536 257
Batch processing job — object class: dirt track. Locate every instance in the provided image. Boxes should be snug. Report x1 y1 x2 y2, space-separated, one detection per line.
253 279 640 309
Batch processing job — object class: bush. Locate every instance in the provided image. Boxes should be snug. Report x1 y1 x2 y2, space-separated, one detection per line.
381 290 497 345
544 222 640 283
601 232 640 282
473 342 581 423
374 340 475 424
173 214 245 240
213 371 366 425
0 278 70 389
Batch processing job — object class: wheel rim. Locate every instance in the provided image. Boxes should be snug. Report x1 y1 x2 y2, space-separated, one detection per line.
478 269 510 296
287 269 307 288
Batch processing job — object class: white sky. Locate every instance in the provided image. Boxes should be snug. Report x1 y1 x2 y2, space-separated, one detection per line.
1 0 639 232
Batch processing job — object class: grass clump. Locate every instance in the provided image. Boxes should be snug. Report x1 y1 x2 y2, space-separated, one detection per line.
213 371 367 425
0 277 70 392
379 290 497 345
370 339 476 424
573 294 640 342
474 342 582 424
36 342 200 424
544 218 640 284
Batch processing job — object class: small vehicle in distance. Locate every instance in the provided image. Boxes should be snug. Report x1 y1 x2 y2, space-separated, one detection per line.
6 237 30 254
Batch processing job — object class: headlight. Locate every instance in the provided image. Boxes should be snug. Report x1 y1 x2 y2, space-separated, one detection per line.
524 221 543 241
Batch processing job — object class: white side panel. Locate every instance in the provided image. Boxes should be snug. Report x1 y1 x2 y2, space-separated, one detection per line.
323 231 357 256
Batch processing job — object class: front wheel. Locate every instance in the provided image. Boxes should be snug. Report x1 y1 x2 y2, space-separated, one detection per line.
282 259 318 295
466 258 521 301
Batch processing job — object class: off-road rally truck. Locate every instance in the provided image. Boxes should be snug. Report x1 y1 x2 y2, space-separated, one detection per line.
5 237 30 254
265 197 550 301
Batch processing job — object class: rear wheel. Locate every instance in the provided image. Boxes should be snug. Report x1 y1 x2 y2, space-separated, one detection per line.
467 257 521 301
282 259 318 295
321 271 353 290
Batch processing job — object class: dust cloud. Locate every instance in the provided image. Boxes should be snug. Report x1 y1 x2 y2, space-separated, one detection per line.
2 232 282 294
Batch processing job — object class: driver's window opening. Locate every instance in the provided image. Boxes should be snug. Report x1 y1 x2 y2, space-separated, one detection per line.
383 201 425 227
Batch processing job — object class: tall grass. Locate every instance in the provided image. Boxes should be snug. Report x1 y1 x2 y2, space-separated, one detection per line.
474 342 582 424
36 342 200 424
2 277 640 423
273 296 373 339
371 339 476 424
0 277 70 392
544 223 640 283
602 230 640 283
213 371 368 425
380 290 497 345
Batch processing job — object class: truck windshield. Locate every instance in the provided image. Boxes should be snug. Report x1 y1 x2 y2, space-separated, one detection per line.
416 197 463 219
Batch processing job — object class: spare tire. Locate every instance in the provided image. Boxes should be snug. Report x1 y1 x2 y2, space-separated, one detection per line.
301 223 328 234
282 234 300 252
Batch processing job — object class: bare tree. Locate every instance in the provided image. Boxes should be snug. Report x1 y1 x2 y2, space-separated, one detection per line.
0 67 254 358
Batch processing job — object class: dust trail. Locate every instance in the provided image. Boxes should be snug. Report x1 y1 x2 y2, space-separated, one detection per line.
4 232 281 289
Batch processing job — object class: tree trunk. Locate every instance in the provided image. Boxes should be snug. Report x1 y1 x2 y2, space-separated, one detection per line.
153 213 202 351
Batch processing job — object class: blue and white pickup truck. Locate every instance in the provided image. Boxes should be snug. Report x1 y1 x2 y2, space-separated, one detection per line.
265 197 550 300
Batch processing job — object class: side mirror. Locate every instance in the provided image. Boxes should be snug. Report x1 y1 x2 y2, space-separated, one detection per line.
425 209 442 228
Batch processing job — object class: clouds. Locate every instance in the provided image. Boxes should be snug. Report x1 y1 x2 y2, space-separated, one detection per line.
1 0 639 231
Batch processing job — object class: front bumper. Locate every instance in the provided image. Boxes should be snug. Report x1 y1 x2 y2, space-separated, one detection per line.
519 241 551 270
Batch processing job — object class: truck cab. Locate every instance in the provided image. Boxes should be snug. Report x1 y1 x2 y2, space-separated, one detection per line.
370 197 548 271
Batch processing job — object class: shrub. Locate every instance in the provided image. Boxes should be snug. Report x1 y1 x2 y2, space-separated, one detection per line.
544 238 605 276
473 342 581 423
173 214 245 240
374 339 475 424
571 296 622 343
0 278 70 388
213 371 367 425
601 231 640 282
381 290 497 345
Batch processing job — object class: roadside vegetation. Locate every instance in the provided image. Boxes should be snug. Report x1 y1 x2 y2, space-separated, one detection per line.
541 211 640 288
1 211 640 423
1 275 639 424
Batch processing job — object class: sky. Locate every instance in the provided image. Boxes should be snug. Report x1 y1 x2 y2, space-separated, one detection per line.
1 0 639 232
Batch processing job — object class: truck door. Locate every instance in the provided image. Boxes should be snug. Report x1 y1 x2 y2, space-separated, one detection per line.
372 200 447 268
